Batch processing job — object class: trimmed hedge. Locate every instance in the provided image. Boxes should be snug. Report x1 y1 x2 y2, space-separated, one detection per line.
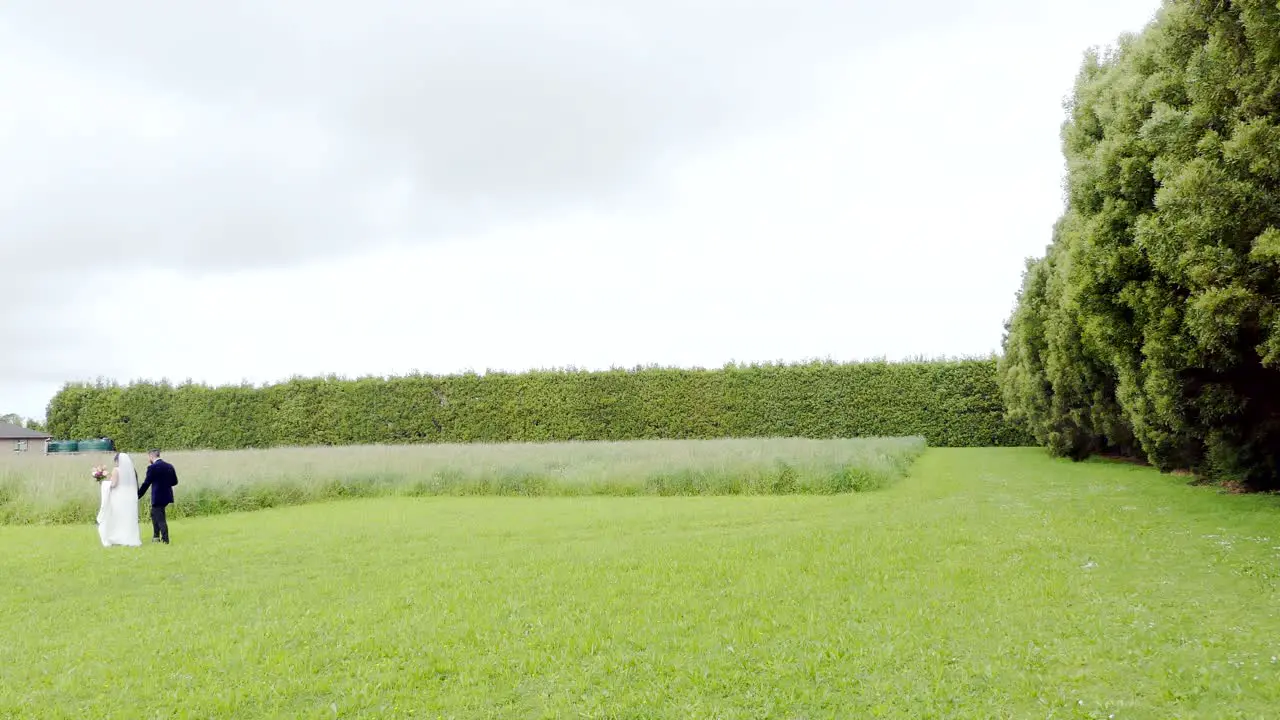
45 359 1032 451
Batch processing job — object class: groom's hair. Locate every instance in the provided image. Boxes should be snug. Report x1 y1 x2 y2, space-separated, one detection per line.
148 449 161 457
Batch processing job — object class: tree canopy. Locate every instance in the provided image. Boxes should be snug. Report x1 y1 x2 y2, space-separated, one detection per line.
0 413 42 431
999 0 1280 489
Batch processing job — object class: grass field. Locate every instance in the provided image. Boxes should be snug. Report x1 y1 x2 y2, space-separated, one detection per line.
2 447 1279 718
0 437 924 525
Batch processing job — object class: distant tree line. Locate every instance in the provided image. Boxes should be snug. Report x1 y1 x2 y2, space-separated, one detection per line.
0 413 45 432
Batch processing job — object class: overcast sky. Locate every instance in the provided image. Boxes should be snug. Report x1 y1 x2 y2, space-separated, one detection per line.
1 0 1163 420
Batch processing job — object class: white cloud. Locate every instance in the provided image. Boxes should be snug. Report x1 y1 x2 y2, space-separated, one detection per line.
1 0 1164 419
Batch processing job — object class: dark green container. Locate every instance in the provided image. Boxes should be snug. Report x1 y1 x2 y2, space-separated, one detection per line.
78 438 115 453
46 440 79 453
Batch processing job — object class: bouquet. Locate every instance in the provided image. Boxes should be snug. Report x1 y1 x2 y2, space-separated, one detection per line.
91 465 109 482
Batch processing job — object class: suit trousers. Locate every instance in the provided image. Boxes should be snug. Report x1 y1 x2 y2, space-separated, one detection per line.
150 505 169 543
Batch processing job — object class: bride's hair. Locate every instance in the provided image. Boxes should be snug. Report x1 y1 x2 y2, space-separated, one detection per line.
113 452 120 464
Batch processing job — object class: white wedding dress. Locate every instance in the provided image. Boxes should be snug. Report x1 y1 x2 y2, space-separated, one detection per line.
97 453 142 547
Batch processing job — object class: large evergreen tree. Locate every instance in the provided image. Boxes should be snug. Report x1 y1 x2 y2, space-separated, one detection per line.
1000 0 1280 488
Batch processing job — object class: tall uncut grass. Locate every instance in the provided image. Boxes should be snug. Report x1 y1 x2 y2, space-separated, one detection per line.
0 437 925 525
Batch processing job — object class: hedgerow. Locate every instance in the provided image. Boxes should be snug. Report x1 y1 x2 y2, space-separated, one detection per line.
45 359 1030 450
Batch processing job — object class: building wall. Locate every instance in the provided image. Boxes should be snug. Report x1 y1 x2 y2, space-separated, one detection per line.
7 438 49 452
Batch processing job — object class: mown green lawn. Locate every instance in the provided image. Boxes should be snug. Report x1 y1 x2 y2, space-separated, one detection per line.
2 448 1278 718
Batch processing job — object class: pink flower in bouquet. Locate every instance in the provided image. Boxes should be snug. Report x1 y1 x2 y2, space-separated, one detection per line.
91 465 108 482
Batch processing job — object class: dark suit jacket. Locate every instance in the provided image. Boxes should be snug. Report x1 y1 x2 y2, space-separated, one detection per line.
138 459 178 507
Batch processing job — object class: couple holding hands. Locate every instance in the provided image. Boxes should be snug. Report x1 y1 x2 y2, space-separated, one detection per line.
97 449 179 548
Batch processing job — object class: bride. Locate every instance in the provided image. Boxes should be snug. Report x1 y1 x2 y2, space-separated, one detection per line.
98 452 142 547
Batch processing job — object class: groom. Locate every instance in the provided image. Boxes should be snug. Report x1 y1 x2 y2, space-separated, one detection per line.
138 449 178 544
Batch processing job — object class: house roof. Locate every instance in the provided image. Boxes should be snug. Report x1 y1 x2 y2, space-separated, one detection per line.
0 422 52 439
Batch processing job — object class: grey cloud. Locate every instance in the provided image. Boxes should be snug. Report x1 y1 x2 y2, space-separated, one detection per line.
3 0 905 398
0 0 875 271
1 0 1149 272
0 269 125 415
0 0 992 274
1 124 378 272
0 0 1153 404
